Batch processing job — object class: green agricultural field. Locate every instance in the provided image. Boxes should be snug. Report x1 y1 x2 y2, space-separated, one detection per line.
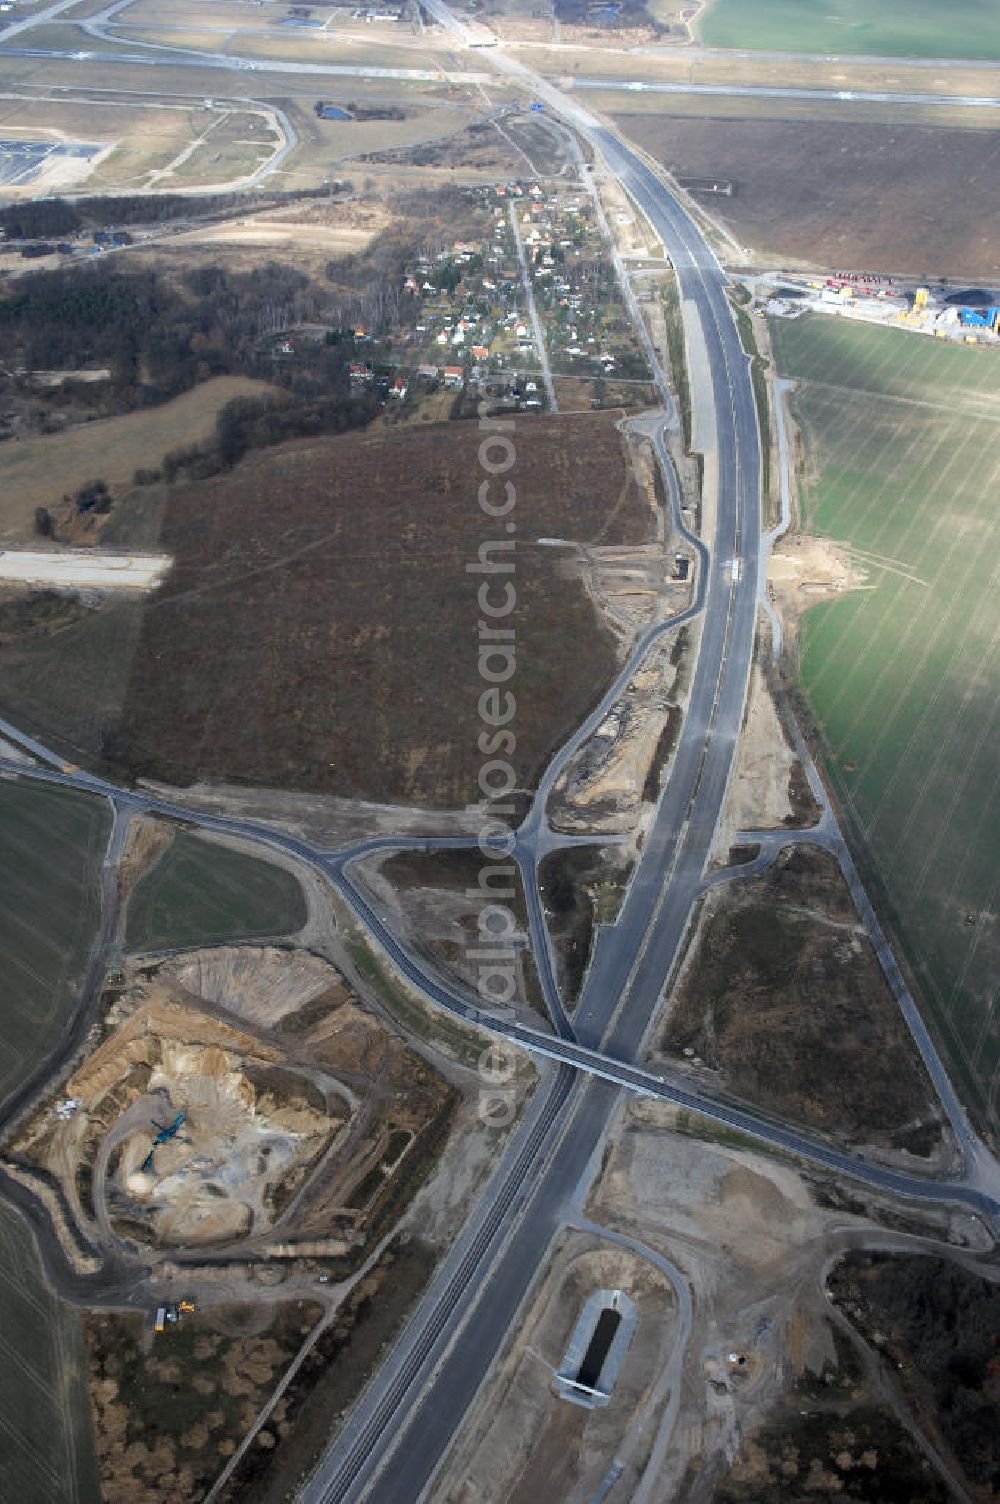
0 1202 99 1503
771 314 1000 1136
125 830 306 951
698 0 1000 59
0 782 110 1102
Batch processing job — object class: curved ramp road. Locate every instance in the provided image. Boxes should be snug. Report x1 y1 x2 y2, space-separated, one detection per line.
572 126 761 1055
294 28 998 1501
1 49 993 1491
0 18 995 1497
296 45 763 1504
10 750 990 1225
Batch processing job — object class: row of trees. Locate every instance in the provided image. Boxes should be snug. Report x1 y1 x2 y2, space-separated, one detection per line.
0 260 327 404
0 187 331 241
135 388 382 488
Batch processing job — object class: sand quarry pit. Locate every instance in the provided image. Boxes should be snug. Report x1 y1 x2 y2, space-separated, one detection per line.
161 944 343 1028
110 1035 338 1248
64 988 346 1250
7 944 454 1263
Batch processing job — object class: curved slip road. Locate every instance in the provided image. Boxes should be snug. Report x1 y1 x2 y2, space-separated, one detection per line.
293 63 772 1504
0 40 995 1490
294 56 999 1499
1 64 994 1490
4 746 991 1218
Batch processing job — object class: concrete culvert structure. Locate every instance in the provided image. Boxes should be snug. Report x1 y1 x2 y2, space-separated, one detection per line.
554 1288 638 1407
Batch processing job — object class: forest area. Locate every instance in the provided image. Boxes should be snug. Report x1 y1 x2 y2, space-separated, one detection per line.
830 1252 1000 1494
0 183 491 485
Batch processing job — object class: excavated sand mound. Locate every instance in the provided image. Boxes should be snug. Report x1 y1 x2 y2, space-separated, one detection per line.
163 946 341 1026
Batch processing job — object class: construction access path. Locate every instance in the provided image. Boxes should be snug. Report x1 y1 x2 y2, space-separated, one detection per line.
1 76 993 1503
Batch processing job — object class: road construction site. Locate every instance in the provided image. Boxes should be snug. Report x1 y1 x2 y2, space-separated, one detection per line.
0 546 170 589
6 912 456 1262
0 4 999 1501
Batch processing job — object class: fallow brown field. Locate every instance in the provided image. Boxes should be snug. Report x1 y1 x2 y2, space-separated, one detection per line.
615 113 1000 279
120 411 653 808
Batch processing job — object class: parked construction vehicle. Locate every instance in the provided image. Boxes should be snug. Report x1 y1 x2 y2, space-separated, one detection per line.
152 1299 196 1336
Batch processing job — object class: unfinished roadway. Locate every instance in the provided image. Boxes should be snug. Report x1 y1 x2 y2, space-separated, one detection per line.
0 18 997 1501
291 30 992 1504
0 75 997 1496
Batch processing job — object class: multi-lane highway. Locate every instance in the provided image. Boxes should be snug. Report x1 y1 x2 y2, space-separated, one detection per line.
1 33 993 1495
0 14 996 1501
291 41 782 1504
294 27 1000 1503
5 740 994 1215
1 100 993 1475
574 77 1000 109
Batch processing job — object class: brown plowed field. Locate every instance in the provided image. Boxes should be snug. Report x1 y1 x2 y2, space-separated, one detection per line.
615 114 1000 279
121 412 653 807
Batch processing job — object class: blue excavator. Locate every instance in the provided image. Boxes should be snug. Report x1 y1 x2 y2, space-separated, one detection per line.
140 1110 186 1174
